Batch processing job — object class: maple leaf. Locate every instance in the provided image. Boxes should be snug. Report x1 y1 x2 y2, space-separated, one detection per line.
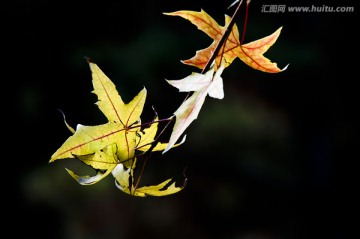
135 115 186 152
50 61 146 164
111 163 186 197
163 64 225 153
66 143 118 185
50 61 184 193
164 9 287 73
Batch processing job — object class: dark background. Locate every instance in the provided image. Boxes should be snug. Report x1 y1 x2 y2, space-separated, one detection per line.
7 0 357 238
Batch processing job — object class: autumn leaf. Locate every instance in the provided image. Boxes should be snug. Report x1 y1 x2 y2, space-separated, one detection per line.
50 112 142 184
49 61 144 178
135 116 186 152
164 9 287 73
50 109 143 184
50 60 184 194
163 64 225 153
111 163 185 197
90 62 145 126
65 143 118 185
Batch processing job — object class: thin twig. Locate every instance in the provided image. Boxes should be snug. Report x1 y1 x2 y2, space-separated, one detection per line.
201 0 244 74
241 1 250 44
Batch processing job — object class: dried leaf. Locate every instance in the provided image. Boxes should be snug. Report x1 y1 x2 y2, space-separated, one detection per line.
164 65 224 153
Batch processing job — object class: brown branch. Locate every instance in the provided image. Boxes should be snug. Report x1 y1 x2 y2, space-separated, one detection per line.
201 0 244 74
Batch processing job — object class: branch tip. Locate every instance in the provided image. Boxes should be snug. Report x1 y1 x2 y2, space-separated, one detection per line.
84 56 92 63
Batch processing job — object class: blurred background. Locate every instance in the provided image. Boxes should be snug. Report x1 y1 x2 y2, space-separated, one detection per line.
7 0 357 238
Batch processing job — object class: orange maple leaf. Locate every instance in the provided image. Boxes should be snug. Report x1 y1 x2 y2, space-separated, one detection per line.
164 9 287 73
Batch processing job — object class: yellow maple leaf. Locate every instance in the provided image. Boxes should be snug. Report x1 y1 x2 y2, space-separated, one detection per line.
50 60 185 195
112 163 185 197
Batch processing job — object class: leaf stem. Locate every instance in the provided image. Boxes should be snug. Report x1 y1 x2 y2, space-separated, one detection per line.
133 117 174 192
241 1 250 44
133 155 148 193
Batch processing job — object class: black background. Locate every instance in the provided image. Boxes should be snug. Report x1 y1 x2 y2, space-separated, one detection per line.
7 0 357 238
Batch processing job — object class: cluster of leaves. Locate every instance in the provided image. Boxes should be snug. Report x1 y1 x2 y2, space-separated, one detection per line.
50 1 287 197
